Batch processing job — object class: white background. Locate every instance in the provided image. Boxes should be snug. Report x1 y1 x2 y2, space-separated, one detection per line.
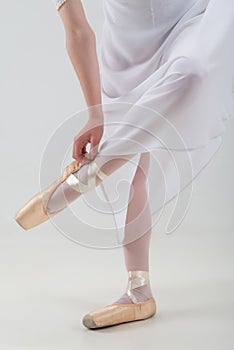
0 1 234 349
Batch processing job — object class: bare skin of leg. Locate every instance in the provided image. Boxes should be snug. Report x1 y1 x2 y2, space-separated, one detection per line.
113 153 154 304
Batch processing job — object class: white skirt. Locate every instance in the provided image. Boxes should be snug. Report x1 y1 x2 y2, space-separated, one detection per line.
91 0 234 244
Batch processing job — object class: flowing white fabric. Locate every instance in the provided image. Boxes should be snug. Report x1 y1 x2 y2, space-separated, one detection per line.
95 0 234 242
51 0 234 244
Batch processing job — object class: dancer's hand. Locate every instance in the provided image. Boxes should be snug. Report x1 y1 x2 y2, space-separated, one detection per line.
72 115 104 164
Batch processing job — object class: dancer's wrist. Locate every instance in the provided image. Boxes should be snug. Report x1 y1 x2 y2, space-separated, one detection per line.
88 115 104 125
88 104 104 122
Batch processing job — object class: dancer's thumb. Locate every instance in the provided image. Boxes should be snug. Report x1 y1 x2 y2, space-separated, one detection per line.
90 137 99 159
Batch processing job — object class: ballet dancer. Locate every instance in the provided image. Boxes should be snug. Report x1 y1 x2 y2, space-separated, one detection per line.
15 0 234 329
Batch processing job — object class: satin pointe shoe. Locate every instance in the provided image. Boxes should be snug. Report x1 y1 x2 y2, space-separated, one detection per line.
15 152 108 230
15 160 81 230
82 270 156 329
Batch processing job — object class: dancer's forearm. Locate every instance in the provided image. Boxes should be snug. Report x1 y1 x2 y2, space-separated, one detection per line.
58 1 102 116
66 28 102 111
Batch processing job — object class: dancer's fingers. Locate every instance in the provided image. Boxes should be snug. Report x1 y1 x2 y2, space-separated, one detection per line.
73 136 88 163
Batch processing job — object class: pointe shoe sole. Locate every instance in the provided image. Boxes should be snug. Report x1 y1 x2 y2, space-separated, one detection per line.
82 298 156 329
15 160 81 230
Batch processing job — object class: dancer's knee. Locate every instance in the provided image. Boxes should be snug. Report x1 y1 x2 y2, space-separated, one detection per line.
131 153 150 189
131 170 147 193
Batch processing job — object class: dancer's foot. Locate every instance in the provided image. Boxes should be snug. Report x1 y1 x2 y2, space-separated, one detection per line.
15 160 81 230
82 270 156 329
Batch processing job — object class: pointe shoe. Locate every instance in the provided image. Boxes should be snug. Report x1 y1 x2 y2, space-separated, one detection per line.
82 298 156 329
82 271 156 329
15 160 81 230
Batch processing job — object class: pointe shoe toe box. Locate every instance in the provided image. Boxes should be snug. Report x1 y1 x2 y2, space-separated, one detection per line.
82 298 156 329
15 160 81 230
15 191 51 230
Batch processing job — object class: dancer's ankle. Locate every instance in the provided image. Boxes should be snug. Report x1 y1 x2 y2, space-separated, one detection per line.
113 270 154 304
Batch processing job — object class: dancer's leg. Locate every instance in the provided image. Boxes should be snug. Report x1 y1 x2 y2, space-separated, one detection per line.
113 152 154 304
47 152 154 305
46 154 134 213
123 153 152 270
